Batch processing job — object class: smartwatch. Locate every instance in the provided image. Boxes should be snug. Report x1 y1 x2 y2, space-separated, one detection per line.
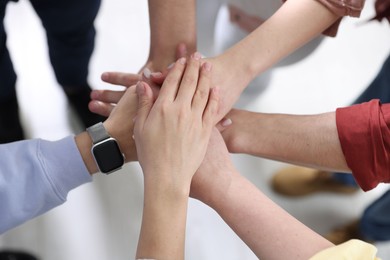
87 122 125 174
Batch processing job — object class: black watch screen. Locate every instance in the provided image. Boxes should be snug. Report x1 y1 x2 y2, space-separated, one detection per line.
92 138 125 174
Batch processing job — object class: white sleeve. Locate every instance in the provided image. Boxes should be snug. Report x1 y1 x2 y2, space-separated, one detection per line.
0 136 92 233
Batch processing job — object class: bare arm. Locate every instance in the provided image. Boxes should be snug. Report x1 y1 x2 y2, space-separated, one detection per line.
220 109 350 173
147 0 197 70
135 56 218 259
191 130 334 260
201 0 340 120
103 0 340 120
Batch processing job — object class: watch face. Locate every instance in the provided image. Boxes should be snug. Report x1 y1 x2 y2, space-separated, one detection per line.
92 138 124 174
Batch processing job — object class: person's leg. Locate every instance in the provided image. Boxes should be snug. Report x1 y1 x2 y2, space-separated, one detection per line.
353 54 390 104
0 0 25 143
0 250 39 260
360 189 390 241
30 0 105 128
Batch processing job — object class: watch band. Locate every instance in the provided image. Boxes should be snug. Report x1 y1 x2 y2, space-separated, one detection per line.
86 122 125 174
87 122 110 144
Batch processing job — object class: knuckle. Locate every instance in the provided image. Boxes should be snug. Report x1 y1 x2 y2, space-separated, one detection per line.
178 107 189 120
182 75 197 86
195 88 209 100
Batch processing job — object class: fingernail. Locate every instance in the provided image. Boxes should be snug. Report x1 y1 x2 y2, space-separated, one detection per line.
193 52 201 60
221 118 232 127
179 57 186 64
203 62 212 71
89 100 101 110
143 68 151 79
101 72 109 81
167 63 175 70
151 72 162 78
132 134 135 140
90 90 99 99
136 81 145 94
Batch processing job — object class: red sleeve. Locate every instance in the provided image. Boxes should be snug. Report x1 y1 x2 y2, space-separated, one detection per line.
336 99 390 191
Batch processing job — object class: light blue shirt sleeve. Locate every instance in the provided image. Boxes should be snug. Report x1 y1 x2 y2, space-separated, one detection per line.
0 136 92 234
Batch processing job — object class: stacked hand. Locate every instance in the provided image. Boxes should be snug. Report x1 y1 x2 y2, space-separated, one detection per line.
134 54 219 188
133 53 220 260
89 50 239 202
90 44 252 123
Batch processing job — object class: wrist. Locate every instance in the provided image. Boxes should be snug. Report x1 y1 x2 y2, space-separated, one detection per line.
200 169 238 210
204 54 254 120
191 164 238 208
148 41 196 71
75 132 98 175
222 110 255 154
219 46 258 83
85 122 126 174
103 121 137 162
144 172 191 201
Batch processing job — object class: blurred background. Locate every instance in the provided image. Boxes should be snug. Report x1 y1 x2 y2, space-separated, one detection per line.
1 0 390 259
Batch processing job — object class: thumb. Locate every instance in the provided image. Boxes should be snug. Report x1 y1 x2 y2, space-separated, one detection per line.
135 81 153 130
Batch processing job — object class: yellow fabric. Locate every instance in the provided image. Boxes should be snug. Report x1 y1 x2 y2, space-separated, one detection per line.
310 239 380 260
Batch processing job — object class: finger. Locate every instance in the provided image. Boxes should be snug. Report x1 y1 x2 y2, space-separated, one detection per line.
134 81 154 133
143 67 167 83
101 72 141 87
90 89 126 104
149 71 164 84
176 52 202 103
150 62 174 85
147 69 166 86
176 43 188 59
142 68 163 84
192 61 212 114
158 57 187 102
216 118 233 132
88 100 116 117
203 87 220 130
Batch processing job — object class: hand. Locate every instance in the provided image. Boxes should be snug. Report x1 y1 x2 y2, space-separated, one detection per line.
102 86 139 162
216 109 248 153
88 71 160 117
89 44 189 117
149 49 254 122
134 54 219 189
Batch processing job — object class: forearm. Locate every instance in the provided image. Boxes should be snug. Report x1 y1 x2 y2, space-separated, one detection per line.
206 172 333 260
203 0 340 121
220 0 339 82
148 0 196 69
223 110 350 172
136 174 190 259
0 137 92 233
75 132 98 174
